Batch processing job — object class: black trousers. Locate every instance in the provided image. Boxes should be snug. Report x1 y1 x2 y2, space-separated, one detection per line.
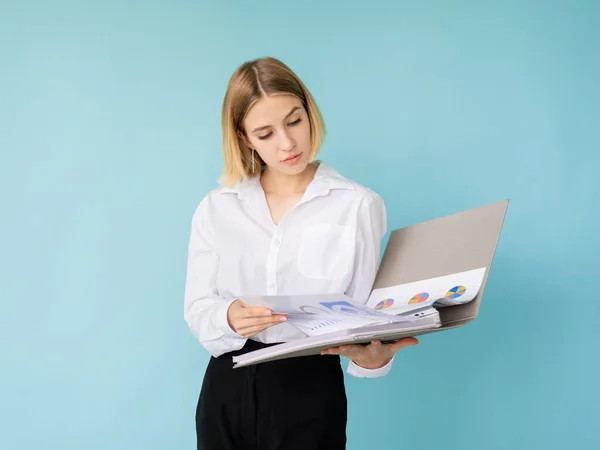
196 339 347 450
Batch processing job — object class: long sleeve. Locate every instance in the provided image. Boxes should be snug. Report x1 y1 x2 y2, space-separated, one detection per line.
345 192 395 378
183 198 248 357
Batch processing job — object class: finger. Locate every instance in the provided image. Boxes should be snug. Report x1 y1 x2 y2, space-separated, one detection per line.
335 344 364 358
235 315 287 334
320 346 340 355
230 308 274 323
388 337 419 352
240 306 276 318
239 320 283 337
237 314 287 328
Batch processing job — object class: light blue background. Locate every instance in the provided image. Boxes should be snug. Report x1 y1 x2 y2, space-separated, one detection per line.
2 1 598 449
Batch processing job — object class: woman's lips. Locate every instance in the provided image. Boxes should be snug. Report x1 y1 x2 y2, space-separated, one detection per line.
282 152 302 165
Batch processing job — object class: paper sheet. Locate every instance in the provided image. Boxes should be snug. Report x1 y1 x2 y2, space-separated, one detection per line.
240 267 485 337
241 294 418 337
366 267 487 314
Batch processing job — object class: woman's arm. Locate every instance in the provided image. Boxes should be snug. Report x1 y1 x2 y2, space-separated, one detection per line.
325 192 418 377
345 192 387 308
183 198 249 357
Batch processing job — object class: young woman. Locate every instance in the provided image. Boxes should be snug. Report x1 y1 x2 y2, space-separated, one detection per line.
184 56 418 450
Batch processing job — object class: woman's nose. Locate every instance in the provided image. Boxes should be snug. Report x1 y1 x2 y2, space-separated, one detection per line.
278 131 295 151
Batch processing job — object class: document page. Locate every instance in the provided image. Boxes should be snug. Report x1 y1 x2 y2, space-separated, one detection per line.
367 267 487 315
241 294 418 336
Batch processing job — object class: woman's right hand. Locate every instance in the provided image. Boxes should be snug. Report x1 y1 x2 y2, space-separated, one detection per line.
227 299 287 338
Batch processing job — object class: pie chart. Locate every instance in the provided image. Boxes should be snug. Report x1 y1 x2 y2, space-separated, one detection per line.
445 285 466 299
374 298 394 310
408 292 429 304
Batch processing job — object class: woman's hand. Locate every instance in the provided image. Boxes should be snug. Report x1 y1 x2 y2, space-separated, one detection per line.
227 299 287 338
321 337 419 369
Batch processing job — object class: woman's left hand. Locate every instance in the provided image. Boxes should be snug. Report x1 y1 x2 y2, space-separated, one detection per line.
320 337 419 369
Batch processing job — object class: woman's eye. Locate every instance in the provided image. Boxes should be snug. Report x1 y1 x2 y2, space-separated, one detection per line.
257 119 300 140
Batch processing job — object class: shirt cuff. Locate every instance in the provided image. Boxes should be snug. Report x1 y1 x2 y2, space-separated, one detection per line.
346 356 395 378
215 298 246 339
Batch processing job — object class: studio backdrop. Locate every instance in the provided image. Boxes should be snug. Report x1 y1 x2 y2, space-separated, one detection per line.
1 1 598 449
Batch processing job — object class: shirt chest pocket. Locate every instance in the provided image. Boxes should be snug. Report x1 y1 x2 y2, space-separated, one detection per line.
296 223 355 280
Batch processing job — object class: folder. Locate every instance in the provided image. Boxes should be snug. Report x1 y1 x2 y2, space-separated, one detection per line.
231 199 509 368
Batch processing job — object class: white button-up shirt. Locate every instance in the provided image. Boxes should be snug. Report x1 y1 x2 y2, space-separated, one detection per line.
184 161 394 377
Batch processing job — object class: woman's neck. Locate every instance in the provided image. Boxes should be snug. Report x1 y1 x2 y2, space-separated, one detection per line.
260 162 318 196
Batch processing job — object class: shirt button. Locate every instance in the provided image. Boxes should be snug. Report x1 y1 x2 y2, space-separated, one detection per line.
269 283 277 290
274 238 280 246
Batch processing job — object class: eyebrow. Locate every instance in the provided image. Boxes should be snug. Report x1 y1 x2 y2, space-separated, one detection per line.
251 106 301 133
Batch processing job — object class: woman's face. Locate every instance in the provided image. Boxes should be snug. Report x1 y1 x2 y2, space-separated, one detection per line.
242 94 312 176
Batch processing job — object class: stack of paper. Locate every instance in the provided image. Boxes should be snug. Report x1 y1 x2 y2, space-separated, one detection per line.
232 267 487 368
241 293 421 337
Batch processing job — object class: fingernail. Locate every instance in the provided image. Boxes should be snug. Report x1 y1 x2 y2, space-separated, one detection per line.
279 316 287 321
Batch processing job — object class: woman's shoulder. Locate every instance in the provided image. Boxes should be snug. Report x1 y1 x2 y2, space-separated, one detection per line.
322 164 387 234
187 183 230 224
319 161 385 207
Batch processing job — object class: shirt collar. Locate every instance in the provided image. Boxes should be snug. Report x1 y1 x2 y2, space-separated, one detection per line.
219 160 355 200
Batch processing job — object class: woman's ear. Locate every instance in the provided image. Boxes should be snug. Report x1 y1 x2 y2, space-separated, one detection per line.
237 130 252 150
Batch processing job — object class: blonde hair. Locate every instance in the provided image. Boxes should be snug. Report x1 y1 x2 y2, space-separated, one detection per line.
219 56 326 187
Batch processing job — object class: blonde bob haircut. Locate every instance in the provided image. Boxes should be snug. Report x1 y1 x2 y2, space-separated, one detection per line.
220 56 326 187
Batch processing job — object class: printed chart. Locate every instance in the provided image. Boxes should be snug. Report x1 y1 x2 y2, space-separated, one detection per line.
239 295 417 337
445 285 466 299
374 298 395 310
408 292 429 304
366 267 486 314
